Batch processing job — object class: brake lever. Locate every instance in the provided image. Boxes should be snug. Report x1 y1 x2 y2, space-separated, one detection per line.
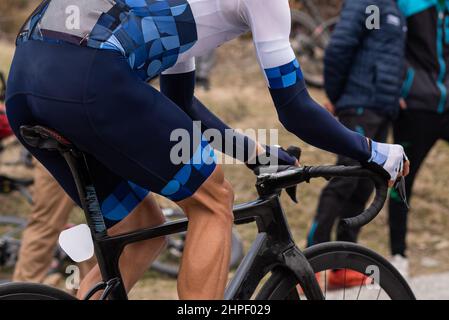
284 146 302 203
285 185 298 203
394 176 409 209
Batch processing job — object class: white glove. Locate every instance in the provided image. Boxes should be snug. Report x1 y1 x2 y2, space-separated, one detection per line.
368 141 408 182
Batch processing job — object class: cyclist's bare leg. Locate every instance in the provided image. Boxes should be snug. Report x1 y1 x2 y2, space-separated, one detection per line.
176 165 234 300
76 194 166 299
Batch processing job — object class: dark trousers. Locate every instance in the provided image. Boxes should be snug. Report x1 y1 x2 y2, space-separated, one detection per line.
389 110 449 256
307 109 390 246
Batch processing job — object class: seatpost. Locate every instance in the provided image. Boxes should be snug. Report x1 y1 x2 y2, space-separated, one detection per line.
61 150 108 238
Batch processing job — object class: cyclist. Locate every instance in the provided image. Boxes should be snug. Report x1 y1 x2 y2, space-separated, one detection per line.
6 0 409 300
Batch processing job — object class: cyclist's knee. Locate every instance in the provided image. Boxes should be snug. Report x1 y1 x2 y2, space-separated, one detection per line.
178 166 234 225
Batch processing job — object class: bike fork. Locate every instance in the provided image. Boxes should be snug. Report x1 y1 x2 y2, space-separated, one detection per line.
282 245 324 300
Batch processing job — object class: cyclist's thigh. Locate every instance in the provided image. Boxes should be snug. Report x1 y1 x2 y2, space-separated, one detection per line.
82 51 217 205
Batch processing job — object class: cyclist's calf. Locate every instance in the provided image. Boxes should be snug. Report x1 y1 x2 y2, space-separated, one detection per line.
176 165 234 299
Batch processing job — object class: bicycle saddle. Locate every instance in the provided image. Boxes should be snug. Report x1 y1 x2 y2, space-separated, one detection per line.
20 125 73 152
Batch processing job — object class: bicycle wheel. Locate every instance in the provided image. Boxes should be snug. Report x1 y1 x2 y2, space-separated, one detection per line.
0 282 76 300
290 9 337 88
256 242 415 300
0 216 27 271
151 230 244 278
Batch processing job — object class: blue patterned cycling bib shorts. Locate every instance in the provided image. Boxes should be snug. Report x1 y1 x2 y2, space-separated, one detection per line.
7 0 304 227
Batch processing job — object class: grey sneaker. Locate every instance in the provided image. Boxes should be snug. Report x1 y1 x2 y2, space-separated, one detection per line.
391 254 410 279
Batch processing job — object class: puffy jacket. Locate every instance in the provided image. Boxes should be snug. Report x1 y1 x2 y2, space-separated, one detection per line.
398 0 449 113
324 0 407 118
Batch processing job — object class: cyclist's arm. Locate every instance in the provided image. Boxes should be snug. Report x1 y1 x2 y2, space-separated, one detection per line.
160 61 297 166
160 60 260 164
244 0 371 161
324 0 368 104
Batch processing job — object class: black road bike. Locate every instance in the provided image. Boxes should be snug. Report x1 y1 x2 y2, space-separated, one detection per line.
0 126 415 300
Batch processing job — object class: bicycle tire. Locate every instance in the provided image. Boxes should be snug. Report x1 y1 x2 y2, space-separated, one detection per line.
256 242 415 300
0 282 77 300
0 215 27 241
151 230 244 278
0 216 27 227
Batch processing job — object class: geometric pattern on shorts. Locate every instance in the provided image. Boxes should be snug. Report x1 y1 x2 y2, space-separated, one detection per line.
101 180 150 222
160 136 216 201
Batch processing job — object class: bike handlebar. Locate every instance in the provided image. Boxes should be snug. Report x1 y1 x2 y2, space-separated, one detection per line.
256 165 388 229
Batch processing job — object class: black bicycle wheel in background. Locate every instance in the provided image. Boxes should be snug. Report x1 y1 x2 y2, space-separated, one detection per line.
256 242 415 300
0 216 27 274
0 282 76 300
290 9 338 89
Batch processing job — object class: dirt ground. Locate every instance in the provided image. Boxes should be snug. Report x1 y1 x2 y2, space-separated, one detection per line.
2 37 449 300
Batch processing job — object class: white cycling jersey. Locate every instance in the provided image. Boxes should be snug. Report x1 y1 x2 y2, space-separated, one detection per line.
37 0 296 86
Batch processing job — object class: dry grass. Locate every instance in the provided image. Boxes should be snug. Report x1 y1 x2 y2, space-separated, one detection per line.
0 40 14 77
2 38 449 299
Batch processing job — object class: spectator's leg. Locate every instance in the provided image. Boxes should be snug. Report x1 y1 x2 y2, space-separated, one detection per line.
13 161 75 283
389 111 438 256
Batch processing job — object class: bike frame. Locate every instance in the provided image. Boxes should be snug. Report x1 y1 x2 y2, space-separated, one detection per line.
64 149 324 301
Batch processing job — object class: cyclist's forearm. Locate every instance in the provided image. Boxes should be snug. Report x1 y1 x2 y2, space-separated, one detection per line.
160 72 257 162
190 97 258 162
269 81 371 162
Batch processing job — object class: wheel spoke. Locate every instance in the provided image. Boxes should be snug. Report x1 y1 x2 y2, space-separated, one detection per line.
324 270 327 299
356 274 364 300
376 286 382 300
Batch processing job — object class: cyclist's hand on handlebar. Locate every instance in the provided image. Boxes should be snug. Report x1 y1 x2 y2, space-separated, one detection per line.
366 140 410 187
246 144 299 171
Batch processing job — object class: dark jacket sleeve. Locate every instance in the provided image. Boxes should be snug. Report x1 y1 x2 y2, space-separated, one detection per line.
324 0 369 104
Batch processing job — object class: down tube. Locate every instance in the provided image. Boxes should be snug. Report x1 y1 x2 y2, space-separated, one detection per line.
224 233 271 300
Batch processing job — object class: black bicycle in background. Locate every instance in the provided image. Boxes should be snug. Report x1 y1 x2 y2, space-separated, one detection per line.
0 173 33 282
291 0 340 88
0 125 415 300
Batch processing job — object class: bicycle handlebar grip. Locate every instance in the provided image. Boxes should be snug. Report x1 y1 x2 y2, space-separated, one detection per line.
341 174 388 229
